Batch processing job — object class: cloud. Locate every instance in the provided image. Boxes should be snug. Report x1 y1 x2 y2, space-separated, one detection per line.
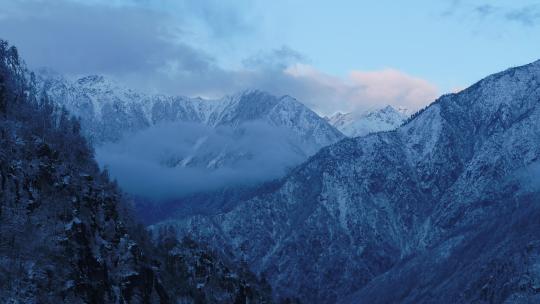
442 1 540 27
281 64 439 114
348 69 439 110
243 46 307 70
0 0 216 76
173 0 254 39
505 5 540 27
95 121 308 200
474 5 498 18
0 0 439 116
441 0 462 17
102 43 438 115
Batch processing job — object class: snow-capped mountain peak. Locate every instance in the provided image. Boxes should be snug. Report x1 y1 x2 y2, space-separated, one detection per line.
157 59 540 303
326 105 410 137
37 72 344 145
37 73 345 196
0 42 273 304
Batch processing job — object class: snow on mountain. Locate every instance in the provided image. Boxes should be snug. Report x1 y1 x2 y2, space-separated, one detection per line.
36 72 345 197
326 105 410 137
37 72 343 147
0 41 273 304
155 59 540 303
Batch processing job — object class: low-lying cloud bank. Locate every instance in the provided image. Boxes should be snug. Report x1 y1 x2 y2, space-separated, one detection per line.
95 121 309 200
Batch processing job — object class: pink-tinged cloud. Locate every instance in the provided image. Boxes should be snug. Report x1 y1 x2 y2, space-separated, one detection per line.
284 64 439 115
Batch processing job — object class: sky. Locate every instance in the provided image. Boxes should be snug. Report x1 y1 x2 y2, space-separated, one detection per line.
0 0 539 115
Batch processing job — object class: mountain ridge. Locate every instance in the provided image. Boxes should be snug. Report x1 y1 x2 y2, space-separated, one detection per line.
325 105 410 137
36 71 344 146
0 40 274 304
36 72 347 197
157 58 540 303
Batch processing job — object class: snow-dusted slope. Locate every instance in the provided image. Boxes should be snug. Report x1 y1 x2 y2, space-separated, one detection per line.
37 72 345 195
156 60 540 303
37 72 343 147
0 41 273 304
326 105 409 137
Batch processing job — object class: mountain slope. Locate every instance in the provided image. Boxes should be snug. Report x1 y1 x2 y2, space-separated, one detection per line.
340 190 540 304
326 105 409 137
0 41 273 304
37 71 343 153
158 60 540 303
0 42 167 303
37 73 344 196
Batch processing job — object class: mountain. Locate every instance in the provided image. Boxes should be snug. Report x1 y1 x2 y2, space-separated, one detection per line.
155 60 540 303
37 71 343 148
0 41 273 303
37 72 345 196
326 105 409 137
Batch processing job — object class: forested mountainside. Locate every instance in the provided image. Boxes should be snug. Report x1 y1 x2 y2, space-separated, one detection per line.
0 40 273 304
157 59 540 303
134 181 282 226
5 35 540 304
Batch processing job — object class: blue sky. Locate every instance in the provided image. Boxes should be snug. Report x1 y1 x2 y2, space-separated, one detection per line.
252 0 540 88
0 0 539 115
